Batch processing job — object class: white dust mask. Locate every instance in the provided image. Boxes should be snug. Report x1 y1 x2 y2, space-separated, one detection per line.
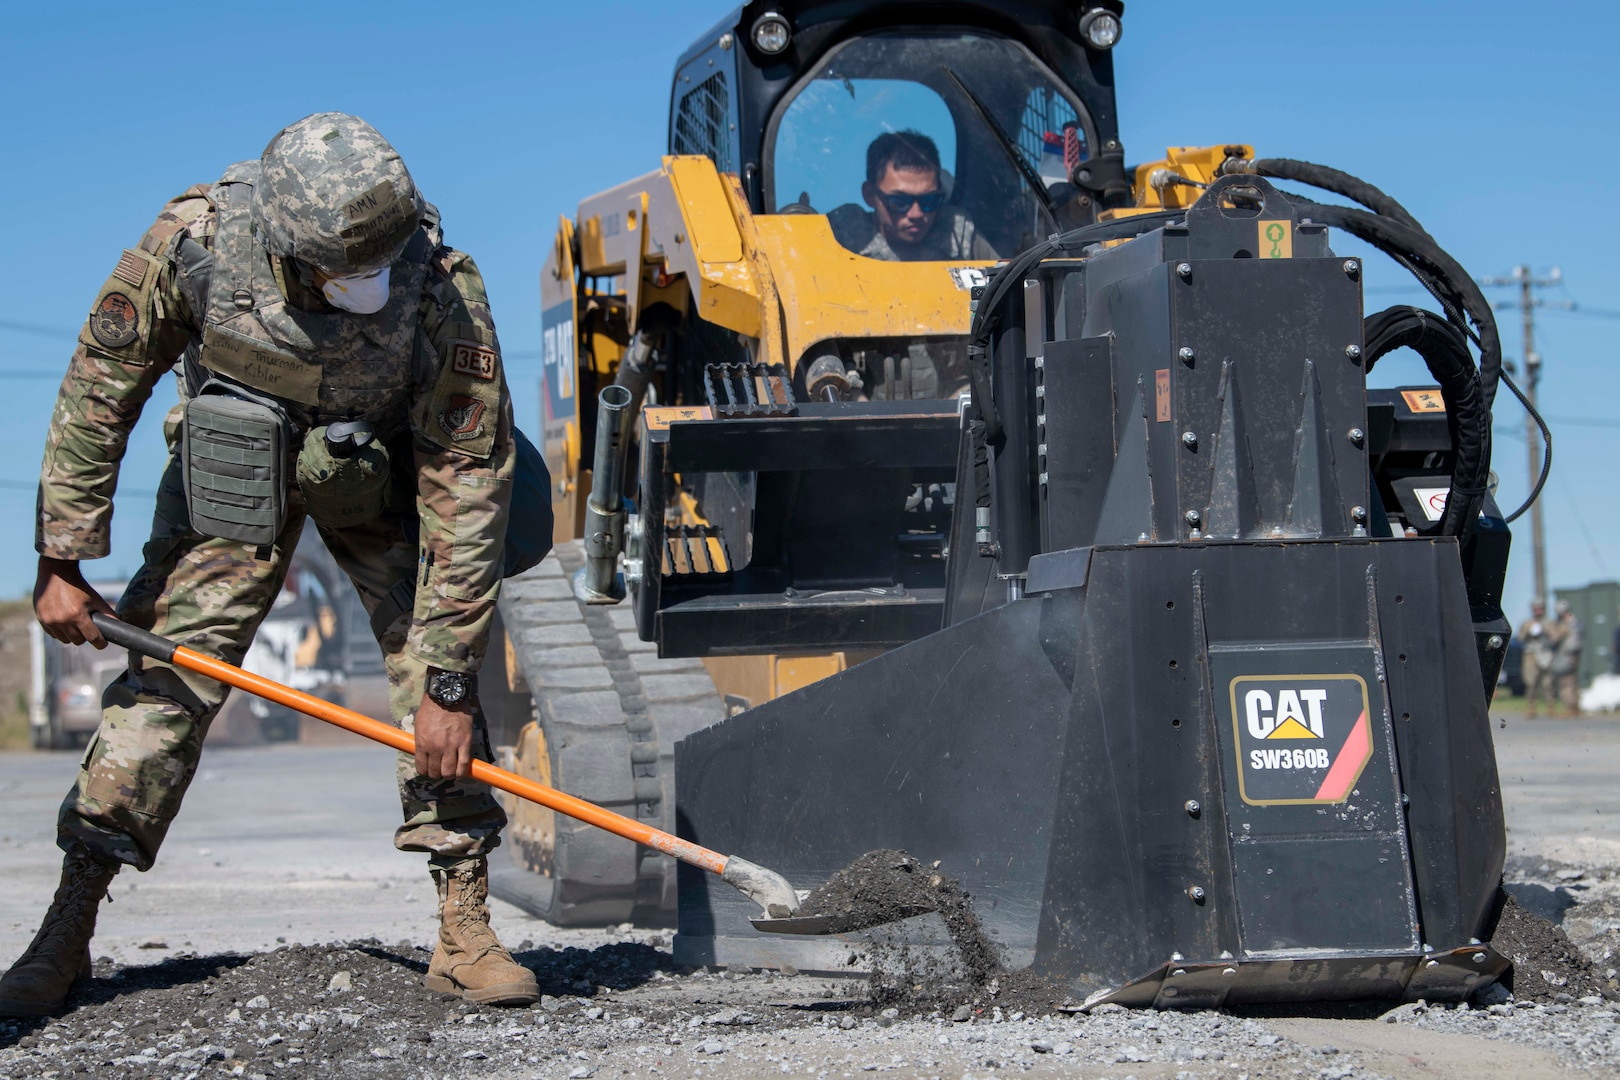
321 266 391 314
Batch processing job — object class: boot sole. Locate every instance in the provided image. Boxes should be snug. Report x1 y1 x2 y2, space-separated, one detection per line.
0 996 63 1018
423 973 539 1006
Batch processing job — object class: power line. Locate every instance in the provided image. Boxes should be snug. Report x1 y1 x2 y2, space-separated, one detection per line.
1481 265 1560 604
0 319 74 339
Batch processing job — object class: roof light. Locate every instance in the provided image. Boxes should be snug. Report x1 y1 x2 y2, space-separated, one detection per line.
752 11 791 54
1079 9 1122 50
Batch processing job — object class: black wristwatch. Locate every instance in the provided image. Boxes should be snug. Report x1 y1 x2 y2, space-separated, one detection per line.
426 669 473 708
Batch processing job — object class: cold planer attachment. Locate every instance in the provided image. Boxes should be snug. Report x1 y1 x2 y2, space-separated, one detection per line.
672 174 1512 1006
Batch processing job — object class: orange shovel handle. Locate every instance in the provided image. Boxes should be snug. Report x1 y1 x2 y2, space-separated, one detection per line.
90 614 729 875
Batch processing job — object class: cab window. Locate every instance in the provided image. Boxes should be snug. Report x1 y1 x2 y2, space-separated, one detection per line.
766 31 1095 261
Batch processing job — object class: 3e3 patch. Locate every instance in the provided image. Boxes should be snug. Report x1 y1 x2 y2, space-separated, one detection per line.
451 341 497 381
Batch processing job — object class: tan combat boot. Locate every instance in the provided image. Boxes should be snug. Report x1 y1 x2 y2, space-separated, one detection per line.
0 844 118 1017
424 858 539 1006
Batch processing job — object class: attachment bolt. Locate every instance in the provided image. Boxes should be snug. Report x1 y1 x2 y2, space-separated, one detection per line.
1178 346 1196 364
1348 428 1365 446
1185 510 1202 527
1472 952 1487 965
1188 885 1207 903
1181 431 1198 449
1345 343 1363 360
1176 262 1193 279
1343 259 1360 277
1486 634 1505 650
1184 799 1201 817
1351 505 1368 524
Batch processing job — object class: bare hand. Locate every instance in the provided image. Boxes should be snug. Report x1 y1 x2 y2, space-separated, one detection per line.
415 694 475 779
34 557 116 648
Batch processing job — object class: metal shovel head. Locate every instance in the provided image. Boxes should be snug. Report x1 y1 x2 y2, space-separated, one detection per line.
750 906 935 936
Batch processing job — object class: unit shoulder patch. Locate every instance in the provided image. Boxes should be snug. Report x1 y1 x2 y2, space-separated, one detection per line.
82 246 162 360
90 293 139 349
439 394 488 442
422 360 500 459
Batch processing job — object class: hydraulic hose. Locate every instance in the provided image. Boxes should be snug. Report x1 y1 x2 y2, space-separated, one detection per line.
1247 158 1426 237
1284 195 1503 412
1363 306 1490 536
966 159 1521 543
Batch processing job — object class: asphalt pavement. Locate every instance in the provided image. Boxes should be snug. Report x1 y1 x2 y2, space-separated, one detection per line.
0 710 1613 964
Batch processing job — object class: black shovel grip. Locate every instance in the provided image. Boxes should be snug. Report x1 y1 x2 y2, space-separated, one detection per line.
91 613 177 663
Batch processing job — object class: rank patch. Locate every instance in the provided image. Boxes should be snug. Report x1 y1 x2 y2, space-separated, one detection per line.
90 293 139 349
439 394 487 442
451 342 497 381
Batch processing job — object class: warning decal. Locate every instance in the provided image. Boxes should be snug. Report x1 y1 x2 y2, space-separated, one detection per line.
1400 389 1446 413
1228 673 1373 806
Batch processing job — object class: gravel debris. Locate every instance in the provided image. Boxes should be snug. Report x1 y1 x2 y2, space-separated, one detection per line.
3 856 1617 1076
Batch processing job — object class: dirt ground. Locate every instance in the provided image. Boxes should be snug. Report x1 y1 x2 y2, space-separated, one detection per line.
0 695 1618 1077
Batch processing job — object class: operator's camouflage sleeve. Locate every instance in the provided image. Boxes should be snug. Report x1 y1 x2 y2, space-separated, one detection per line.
408 248 514 674
35 188 214 559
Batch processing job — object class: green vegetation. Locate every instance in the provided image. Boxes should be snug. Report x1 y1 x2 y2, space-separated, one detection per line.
0 597 36 750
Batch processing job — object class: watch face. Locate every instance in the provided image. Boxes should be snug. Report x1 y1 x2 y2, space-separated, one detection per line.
430 672 470 705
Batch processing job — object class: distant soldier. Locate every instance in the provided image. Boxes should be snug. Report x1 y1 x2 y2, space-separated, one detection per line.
2 113 545 1016
1521 598 1565 719
1554 601 1583 716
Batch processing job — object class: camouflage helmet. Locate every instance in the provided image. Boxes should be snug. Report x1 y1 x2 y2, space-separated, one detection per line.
252 112 424 275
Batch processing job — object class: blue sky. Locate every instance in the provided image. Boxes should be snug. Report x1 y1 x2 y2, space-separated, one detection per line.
2 0 1617 632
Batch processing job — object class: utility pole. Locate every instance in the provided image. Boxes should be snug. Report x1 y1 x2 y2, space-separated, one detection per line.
1481 266 1563 605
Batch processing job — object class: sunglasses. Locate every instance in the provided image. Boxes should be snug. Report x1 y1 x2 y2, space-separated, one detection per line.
879 190 946 214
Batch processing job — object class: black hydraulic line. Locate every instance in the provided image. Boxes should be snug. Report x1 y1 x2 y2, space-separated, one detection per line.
1363 306 1490 537
1495 368 1553 525
1249 158 1426 236
1285 196 1504 411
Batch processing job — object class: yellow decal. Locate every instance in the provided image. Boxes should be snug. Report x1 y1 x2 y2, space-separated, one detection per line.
644 405 713 431
1258 220 1292 259
1401 389 1446 413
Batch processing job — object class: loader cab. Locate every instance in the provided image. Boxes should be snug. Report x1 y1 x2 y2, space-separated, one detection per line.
669 1 1125 238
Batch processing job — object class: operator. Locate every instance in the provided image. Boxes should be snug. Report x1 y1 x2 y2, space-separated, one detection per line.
828 130 998 262
1 113 541 1016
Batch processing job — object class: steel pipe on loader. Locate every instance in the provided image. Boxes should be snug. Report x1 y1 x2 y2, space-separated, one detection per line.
88 613 800 920
574 384 635 604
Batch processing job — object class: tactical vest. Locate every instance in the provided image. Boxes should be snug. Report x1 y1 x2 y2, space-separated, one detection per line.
181 160 434 436
175 161 436 543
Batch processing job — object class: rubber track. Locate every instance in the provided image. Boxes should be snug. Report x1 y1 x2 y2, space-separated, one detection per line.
493 542 725 926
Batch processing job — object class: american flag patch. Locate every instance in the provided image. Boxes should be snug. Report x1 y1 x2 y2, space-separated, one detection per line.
112 250 148 289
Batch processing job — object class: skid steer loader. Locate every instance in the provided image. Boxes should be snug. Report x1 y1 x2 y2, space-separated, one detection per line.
500 0 1519 1005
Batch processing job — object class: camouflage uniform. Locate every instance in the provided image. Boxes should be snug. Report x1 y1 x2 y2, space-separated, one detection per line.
37 122 514 874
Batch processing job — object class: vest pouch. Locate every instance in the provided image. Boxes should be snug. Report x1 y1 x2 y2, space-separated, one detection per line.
183 380 290 546
296 420 392 530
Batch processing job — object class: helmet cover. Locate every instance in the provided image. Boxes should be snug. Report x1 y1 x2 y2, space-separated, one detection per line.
252 112 424 275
